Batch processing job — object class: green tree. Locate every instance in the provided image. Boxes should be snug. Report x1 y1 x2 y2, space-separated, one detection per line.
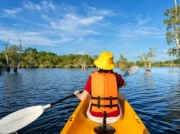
8 44 22 72
164 0 180 57
22 47 38 68
117 54 129 70
0 53 6 67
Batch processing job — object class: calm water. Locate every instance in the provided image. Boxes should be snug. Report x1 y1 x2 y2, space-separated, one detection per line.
0 67 180 134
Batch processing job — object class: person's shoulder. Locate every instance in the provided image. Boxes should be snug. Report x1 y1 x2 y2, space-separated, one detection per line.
91 70 97 73
113 72 120 75
91 71 98 75
113 72 122 77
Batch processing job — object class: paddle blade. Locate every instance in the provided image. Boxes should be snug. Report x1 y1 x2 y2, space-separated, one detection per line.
0 106 44 133
123 66 139 76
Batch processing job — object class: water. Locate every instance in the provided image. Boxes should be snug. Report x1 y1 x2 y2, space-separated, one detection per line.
0 67 179 134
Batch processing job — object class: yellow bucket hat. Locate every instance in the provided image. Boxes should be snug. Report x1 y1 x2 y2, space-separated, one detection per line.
94 51 115 70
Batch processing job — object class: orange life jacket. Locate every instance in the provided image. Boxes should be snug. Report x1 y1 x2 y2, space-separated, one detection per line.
91 71 118 113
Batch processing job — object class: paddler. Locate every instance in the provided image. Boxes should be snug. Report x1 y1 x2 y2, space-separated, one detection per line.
74 51 126 124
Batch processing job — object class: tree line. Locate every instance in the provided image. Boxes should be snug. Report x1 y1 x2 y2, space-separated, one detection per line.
0 47 98 71
0 45 179 73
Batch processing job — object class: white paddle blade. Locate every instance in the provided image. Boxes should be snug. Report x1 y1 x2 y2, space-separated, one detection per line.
0 106 44 133
123 66 139 76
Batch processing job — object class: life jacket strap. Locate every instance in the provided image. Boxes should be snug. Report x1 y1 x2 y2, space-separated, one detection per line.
91 96 118 109
110 96 112 108
91 96 118 100
98 96 100 108
91 103 118 108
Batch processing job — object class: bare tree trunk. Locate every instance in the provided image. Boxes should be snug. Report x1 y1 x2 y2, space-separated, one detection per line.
4 38 11 72
148 59 152 71
140 50 148 71
81 62 86 70
174 0 180 49
13 61 19 72
5 52 10 72
13 37 22 72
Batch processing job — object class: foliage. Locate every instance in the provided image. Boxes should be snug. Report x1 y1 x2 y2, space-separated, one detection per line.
164 2 180 57
2 38 22 72
136 58 179 67
8 45 22 65
116 54 134 70
0 47 96 68
1 45 179 69
0 53 6 67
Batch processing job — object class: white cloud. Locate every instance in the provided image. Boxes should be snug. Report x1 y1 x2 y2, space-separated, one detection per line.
137 15 151 26
3 8 21 17
23 0 57 11
41 1 57 10
23 1 41 10
77 51 87 55
0 1 112 41
86 5 114 17
50 14 103 35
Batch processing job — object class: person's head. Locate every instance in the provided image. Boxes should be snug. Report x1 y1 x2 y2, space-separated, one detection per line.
94 51 116 71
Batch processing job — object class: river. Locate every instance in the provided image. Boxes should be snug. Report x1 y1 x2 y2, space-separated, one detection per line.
0 67 179 134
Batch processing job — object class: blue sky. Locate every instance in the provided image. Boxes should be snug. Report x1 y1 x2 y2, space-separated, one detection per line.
0 0 178 62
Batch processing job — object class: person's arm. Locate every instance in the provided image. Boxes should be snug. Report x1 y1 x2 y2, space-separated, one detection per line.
116 73 126 87
74 75 91 101
74 90 89 101
122 81 126 86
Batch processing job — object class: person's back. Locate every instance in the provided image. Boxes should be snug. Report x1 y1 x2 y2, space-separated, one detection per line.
91 71 118 114
74 51 126 124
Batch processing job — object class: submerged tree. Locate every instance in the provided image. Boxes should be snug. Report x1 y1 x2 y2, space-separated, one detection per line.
3 38 11 72
9 38 22 72
140 47 156 71
78 52 87 70
2 38 23 72
164 0 180 58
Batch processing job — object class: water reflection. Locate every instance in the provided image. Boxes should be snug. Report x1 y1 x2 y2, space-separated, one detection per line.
1 72 24 112
143 71 154 88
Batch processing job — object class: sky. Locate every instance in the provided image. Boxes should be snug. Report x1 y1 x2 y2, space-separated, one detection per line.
0 0 179 62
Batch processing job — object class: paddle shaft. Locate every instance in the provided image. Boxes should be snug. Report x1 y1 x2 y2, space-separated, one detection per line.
51 90 83 107
51 94 75 106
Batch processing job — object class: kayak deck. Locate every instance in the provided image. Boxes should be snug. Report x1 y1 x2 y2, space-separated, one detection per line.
60 92 149 134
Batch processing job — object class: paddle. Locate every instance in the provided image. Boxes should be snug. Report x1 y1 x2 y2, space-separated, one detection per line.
0 66 139 133
123 65 139 77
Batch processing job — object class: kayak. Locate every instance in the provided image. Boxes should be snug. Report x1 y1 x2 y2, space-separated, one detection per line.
60 91 150 134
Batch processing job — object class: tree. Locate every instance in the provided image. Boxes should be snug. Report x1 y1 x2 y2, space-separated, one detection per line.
9 38 22 72
3 38 11 72
118 54 128 70
140 47 156 71
79 54 86 70
2 38 23 72
23 47 38 68
0 53 6 74
164 0 180 57
117 54 134 70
